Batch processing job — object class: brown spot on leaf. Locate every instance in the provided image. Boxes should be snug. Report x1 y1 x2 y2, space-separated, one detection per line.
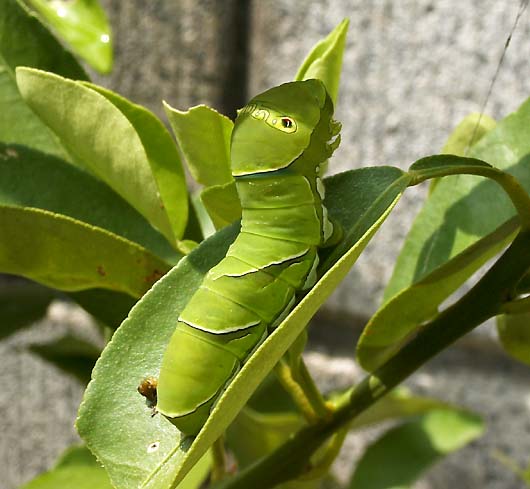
97 265 106 276
144 269 165 284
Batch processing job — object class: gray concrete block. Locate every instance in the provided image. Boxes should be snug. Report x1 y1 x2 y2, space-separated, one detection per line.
91 0 245 119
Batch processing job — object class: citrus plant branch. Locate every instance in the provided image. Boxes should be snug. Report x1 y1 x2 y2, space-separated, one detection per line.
214 229 530 489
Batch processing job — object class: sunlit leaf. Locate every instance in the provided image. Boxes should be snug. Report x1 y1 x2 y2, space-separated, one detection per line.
25 0 113 73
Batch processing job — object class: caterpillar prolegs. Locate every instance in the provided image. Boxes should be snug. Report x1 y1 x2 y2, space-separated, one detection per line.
155 79 341 435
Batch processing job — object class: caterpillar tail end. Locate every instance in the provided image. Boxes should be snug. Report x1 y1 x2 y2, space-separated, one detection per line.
160 397 215 437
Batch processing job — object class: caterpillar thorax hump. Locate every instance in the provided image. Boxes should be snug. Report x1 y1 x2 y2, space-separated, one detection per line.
156 79 341 435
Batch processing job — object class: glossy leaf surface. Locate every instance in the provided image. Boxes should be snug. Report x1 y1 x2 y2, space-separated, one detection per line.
0 206 170 297
16 68 177 243
26 0 113 73
0 0 86 159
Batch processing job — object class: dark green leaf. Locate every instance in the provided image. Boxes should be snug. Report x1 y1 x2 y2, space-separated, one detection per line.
349 410 484 489
69 289 137 329
497 313 530 366
28 333 102 383
0 143 181 264
0 279 54 339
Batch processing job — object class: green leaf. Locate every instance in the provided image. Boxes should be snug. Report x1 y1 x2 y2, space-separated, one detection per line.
349 410 484 489
55 445 101 468
225 375 324 489
25 0 113 74
497 313 530 366
164 103 234 187
191 191 216 239
76 223 239 489
22 443 210 489
387 96 530 299
0 205 170 297
69 289 137 329
20 445 114 489
429 113 496 194
345 387 455 430
226 375 304 469
82 83 189 241
16 68 177 244
28 333 102 383
359 97 530 371
0 279 55 339
409 154 494 181
442 113 497 156
200 182 241 229
76 166 407 489
20 466 114 489
0 0 87 159
0 143 181 264
295 18 349 104
357 217 519 370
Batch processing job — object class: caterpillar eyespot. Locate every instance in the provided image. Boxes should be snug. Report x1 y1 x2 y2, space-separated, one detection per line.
282 117 294 128
156 79 341 435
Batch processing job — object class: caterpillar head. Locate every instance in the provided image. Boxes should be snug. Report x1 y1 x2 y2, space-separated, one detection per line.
231 79 341 177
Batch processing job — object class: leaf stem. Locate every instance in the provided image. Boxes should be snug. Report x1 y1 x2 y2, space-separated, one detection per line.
409 163 530 230
274 358 331 424
210 436 228 483
214 230 530 489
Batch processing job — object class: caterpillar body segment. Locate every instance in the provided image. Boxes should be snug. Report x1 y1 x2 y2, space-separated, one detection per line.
156 79 341 435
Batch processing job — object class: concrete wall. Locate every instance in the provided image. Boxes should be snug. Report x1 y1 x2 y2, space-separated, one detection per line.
2 1 530 487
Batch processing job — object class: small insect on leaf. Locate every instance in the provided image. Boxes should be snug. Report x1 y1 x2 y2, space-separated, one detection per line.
138 376 158 407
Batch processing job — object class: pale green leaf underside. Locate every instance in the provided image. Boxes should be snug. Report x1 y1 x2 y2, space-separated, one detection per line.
349 410 484 489
0 205 170 297
164 103 233 187
16 67 176 243
25 0 113 74
0 0 87 159
295 18 349 104
497 313 530 366
200 181 241 229
358 97 530 371
76 167 407 489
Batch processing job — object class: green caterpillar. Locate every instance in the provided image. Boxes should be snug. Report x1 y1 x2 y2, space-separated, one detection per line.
155 79 341 435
